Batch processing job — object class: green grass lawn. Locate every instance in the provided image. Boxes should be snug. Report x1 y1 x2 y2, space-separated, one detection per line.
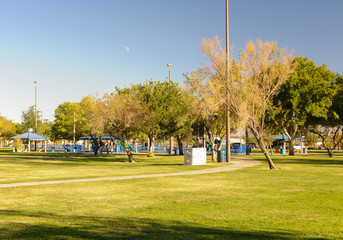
0 152 224 184
0 147 13 152
0 152 342 239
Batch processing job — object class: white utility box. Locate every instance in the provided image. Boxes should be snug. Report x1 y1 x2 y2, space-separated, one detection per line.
184 148 207 166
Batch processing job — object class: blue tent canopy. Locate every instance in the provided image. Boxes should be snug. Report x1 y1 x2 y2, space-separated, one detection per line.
271 134 305 141
10 132 50 141
271 134 289 141
80 135 116 140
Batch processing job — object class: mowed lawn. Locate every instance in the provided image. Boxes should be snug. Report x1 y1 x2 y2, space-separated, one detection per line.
0 151 342 239
0 152 222 184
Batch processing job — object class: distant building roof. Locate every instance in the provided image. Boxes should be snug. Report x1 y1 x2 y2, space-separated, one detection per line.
10 132 50 141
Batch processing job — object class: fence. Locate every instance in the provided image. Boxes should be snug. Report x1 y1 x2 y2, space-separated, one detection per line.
20 144 251 155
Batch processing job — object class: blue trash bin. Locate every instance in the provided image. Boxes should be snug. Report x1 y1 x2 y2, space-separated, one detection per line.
281 149 285 154
51 147 55 152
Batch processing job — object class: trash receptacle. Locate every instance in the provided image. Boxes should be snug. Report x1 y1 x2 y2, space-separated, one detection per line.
281 149 285 154
303 148 307 154
217 150 225 162
51 147 55 152
175 149 180 155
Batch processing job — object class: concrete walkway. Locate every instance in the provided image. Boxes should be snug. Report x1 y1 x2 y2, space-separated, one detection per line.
0 156 260 189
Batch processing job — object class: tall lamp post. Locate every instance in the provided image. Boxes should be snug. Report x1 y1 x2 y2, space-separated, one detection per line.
34 81 38 151
34 81 38 132
225 0 231 162
73 112 76 151
167 63 173 155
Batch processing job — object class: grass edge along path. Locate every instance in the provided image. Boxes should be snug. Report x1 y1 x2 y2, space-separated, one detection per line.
0 156 260 188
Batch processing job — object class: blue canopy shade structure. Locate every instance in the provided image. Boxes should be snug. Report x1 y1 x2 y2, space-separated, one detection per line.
10 131 49 152
271 134 305 141
10 132 50 141
271 134 289 141
79 135 116 140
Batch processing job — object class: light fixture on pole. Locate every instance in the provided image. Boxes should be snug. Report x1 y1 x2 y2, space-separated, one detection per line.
167 63 172 82
167 63 173 155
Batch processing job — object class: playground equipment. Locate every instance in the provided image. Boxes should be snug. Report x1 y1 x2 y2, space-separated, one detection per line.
118 141 135 152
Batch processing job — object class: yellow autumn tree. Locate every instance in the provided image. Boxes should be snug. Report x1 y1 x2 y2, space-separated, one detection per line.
190 37 295 169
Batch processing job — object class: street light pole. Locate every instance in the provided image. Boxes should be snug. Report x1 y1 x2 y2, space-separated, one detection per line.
167 63 173 155
225 0 231 162
34 81 38 133
73 112 76 150
34 81 38 151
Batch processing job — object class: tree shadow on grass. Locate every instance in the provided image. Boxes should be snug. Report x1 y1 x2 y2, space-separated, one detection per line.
0 155 131 166
274 158 343 167
0 210 327 240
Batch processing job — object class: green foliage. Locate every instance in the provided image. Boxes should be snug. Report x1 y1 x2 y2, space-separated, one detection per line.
51 98 95 141
17 106 52 137
268 57 338 155
272 57 337 128
131 80 195 140
20 106 42 133
0 115 16 140
185 70 227 152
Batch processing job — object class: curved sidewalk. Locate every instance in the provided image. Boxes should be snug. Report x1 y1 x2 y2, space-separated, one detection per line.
0 157 260 189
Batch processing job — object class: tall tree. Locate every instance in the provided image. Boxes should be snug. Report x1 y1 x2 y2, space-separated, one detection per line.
230 40 295 169
270 57 337 155
0 115 16 146
99 91 143 163
20 106 43 133
197 37 294 169
158 81 196 156
131 80 165 157
130 80 195 157
185 70 228 161
51 102 83 141
306 74 343 157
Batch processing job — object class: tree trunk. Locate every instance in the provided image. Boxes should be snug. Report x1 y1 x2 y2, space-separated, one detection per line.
259 140 277 169
328 149 333 157
251 129 276 169
288 139 295 156
123 140 135 163
91 136 101 155
268 139 273 156
147 135 154 157
245 128 250 155
210 139 216 161
176 135 184 155
212 148 217 161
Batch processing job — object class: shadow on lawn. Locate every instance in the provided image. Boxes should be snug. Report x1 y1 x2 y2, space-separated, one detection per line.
274 158 343 167
0 210 326 240
0 154 131 165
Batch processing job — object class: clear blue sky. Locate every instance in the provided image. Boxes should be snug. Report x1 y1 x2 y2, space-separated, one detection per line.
1 0 342 123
